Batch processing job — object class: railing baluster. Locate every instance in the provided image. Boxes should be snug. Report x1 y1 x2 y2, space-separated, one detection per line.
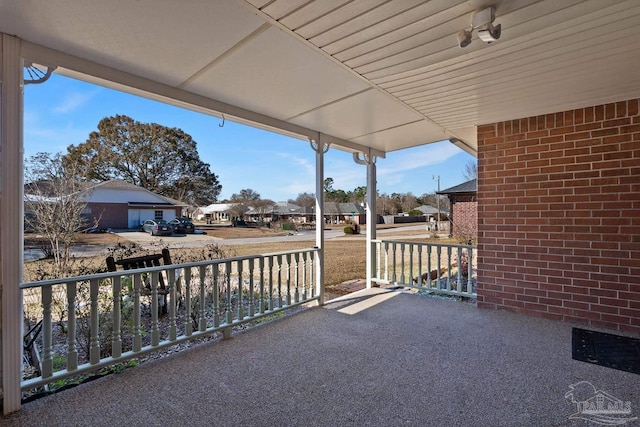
184 267 192 336
66 281 78 371
225 261 233 324
427 245 432 288
307 251 316 298
294 252 300 303
41 284 53 378
408 243 414 285
150 271 160 346
112 276 122 358
259 257 265 313
237 260 244 320
285 253 292 306
467 247 474 296
456 247 463 294
384 242 389 282
133 274 141 352
268 256 274 311
446 246 452 292
248 258 255 317
376 241 381 281
300 252 307 300
89 278 100 364
199 265 207 331
212 264 219 328
417 246 423 287
168 268 177 341
392 242 397 284
436 245 442 291
398 242 405 283
277 255 283 308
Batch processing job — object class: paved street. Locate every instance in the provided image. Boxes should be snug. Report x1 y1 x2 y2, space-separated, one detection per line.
24 224 437 261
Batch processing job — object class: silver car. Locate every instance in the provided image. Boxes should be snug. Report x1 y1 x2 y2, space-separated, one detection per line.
141 219 173 236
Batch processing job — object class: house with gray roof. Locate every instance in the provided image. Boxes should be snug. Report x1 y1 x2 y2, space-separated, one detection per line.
81 180 184 229
437 179 477 242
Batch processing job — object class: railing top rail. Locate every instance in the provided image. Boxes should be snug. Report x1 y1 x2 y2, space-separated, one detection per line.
372 239 476 250
20 246 320 289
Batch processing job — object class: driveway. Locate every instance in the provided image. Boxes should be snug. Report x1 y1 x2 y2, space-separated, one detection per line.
114 230 221 249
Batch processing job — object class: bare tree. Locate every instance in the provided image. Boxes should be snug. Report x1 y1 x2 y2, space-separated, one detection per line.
463 160 478 181
399 193 418 213
291 192 315 208
251 199 276 221
229 188 261 221
24 153 97 276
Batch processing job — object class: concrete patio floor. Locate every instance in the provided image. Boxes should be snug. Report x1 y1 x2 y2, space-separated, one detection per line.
3 288 639 426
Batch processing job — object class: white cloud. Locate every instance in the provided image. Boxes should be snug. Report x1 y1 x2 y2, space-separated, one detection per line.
53 89 99 114
373 143 460 188
379 142 461 176
23 111 90 156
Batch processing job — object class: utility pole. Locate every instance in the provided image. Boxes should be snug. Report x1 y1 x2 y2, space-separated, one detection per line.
433 175 440 231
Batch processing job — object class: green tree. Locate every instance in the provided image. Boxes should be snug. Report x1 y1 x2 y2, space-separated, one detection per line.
63 115 222 206
323 177 350 202
350 186 367 204
323 177 335 194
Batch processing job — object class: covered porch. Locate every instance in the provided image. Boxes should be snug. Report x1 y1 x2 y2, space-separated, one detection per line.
6 287 637 426
1 0 640 418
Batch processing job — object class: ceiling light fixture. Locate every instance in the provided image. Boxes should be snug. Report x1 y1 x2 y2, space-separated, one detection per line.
457 6 502 48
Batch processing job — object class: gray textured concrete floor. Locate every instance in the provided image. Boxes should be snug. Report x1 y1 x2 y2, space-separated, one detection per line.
3 288 639 426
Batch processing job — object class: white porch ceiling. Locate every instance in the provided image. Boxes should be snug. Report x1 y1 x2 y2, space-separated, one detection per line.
1 0 639 157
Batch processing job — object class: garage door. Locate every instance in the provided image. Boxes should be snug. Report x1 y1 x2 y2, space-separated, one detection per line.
128 209 143 229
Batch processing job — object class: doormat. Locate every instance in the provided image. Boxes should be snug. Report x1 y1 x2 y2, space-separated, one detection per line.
572 328 640 375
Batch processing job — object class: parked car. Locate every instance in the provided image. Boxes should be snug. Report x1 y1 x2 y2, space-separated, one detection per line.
141 219 173 236
169 217 195 234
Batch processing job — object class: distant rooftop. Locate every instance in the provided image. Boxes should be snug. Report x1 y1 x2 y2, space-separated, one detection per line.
438 179 477 195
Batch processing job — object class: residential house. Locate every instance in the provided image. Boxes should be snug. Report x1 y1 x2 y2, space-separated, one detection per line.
437 179 477 242
82 180 184 229
194 203 234 223
24 179 184 230
324 202 365 224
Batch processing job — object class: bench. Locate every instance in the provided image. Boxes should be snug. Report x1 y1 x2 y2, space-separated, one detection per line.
106 248 176 315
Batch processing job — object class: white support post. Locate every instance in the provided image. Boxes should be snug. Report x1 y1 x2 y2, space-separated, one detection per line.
1 33 24 415
353 152 377 289
311 135 328 305
366 159 377 288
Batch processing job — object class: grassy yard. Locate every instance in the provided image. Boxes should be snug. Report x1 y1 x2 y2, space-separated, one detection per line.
23 224 448 292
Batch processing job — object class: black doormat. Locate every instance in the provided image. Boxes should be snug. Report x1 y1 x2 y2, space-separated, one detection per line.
572 328 640 375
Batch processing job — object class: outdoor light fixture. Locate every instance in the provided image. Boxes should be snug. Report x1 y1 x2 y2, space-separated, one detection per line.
472 7 501 43
457 6 501 48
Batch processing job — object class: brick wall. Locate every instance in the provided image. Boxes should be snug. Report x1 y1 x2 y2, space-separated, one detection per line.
477 98 640 334
87 203 129 229
450 195 477 243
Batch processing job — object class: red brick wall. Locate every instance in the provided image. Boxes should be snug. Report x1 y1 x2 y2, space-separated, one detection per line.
450 196 477 243
477 98 640 334
87 203 129 229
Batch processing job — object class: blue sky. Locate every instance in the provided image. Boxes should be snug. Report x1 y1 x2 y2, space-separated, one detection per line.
24 74 476 203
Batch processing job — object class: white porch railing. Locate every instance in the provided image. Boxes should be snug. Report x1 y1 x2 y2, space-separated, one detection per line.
372 240 477 299
20 248 320 393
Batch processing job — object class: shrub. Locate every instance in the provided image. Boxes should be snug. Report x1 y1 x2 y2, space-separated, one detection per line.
343 225 354 235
